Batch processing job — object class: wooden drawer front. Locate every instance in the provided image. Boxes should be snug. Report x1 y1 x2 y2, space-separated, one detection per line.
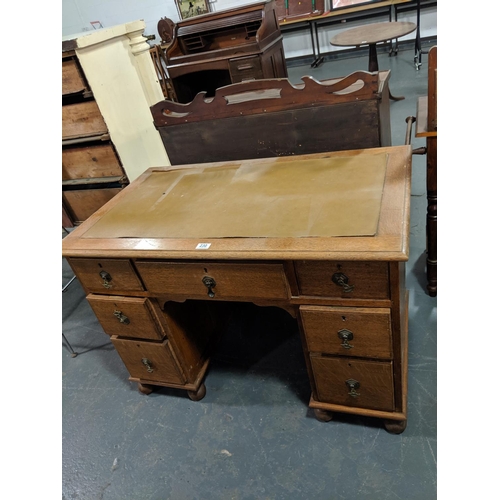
111 337 184 384
135 261 289 300
300 306 392 359
62 101 108 140
311 356 394 411
62 144 123 181
62 59 87 95
229 56 263 82
87 295 165 340
68 258 144 293
63 187 121 223
295 261 389 299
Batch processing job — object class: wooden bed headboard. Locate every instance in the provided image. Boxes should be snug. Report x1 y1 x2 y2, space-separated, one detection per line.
150 70 392 165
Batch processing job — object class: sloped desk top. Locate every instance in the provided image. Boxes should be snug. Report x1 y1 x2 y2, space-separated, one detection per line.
62 145 411 262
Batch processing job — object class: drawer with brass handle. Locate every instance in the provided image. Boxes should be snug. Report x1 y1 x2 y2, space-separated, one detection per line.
228 56 263 82
300 305 392 359
294 260 389 299
310 355 394 411
68 257 144 293
87 295 166 340
135 261 289 301
111 336 184 385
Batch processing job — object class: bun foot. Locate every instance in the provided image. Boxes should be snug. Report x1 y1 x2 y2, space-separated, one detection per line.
138 383 155 395
383 419 407 434
314 408 333 422
187 383 206 401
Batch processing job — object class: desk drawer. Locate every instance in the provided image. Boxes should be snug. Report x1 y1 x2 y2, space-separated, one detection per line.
229 56 263 82
87 295 165 340
62 58 87 96
135 261 289 301
311 355 394 411
63 187 122 224
111 336 184 385
300 306 392 359
62 144 123 181
295 261 389 299
62 101 108 140
68 258 144 293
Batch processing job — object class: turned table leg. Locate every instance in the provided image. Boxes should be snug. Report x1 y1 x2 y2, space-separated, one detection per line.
368 43 404 101
426 136 437 297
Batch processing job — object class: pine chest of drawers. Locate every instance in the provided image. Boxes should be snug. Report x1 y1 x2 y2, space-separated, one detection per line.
62 146 411 433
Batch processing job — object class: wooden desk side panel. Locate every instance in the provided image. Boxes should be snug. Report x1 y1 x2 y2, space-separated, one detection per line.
160 300 227 384
389 261 406 413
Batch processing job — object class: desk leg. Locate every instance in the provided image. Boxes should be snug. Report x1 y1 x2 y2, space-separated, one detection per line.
368 44 404 101
426 137 437 296
384 419 407 434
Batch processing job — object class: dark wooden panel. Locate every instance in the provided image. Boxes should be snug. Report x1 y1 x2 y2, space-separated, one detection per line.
160 101 380 165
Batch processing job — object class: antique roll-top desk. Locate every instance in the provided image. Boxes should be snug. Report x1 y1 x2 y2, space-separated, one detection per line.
165 0 288 103
62 146 412 434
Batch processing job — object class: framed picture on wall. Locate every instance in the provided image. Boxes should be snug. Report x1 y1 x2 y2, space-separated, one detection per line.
175 0 210 20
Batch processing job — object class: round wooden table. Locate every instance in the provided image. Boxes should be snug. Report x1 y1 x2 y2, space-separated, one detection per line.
330 21 417 100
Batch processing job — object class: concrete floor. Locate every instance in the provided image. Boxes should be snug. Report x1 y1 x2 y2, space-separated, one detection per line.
62 41 437 499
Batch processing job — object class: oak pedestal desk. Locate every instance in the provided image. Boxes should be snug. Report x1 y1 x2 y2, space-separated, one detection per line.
62 145 412 434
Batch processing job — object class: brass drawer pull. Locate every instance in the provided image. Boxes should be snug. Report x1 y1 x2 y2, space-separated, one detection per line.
236 63 254 71
332 272 354 293
337 329 354 349
345 379 360 398
141 358 154 373
99 270 112 289
202 276 216 298
113 310 130 325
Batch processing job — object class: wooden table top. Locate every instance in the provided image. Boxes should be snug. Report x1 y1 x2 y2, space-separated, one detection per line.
62 146 412 262
330 21 416 47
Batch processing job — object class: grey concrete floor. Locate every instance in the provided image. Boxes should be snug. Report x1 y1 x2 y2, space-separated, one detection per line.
62 43 437 499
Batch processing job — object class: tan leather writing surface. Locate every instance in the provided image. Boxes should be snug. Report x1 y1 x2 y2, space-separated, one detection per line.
83 154 387 239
